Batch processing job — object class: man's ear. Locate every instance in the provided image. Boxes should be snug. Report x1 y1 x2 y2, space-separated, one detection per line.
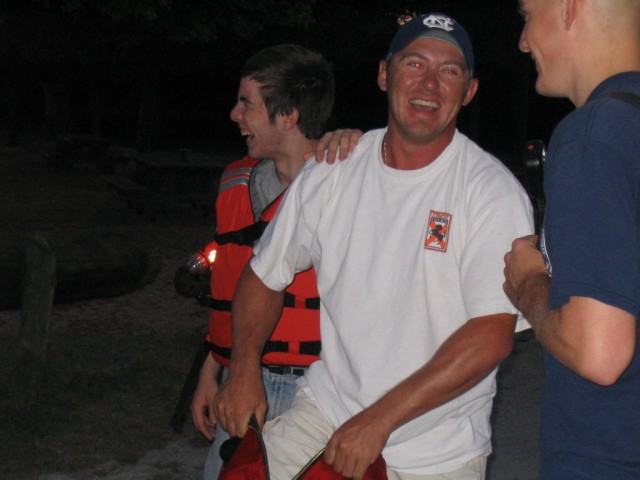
462 78 479 106
377 59 389 92
563 0 577 29
282 109 299 131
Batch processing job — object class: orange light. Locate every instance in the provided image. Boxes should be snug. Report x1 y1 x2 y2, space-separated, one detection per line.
203 240 219 266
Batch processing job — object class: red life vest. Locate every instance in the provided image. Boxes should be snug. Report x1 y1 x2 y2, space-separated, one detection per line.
205 156 320 367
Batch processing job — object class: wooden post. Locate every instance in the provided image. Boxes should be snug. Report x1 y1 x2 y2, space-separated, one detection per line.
15 232 57 407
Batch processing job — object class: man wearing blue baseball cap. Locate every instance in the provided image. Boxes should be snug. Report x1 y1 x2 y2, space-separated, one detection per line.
385 13 475 73
215 12 533 480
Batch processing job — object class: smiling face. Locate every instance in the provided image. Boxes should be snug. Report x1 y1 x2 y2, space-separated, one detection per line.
518 0 571 98
379 37 478 150
229 76 285 160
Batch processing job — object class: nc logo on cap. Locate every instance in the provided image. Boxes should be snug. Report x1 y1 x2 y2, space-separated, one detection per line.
423 14 454 32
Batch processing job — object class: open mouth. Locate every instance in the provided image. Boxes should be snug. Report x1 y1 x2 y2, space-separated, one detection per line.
410 98 440 109
240 128 254 141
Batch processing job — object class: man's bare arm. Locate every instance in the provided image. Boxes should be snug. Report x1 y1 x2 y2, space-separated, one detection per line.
504 235 636 385
213 263 285 437
191 353 222 440
324 312 516 480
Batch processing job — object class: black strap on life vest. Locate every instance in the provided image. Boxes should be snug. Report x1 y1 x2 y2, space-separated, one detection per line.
206 339 322 360
210 292 320 311
214 220 269 247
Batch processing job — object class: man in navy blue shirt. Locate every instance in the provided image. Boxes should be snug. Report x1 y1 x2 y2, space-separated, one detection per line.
504 0 640 478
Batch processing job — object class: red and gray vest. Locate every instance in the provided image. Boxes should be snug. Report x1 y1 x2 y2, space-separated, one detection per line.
205 156 320 367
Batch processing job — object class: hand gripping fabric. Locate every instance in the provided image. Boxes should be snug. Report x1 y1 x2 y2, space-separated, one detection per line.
293 449 387 480
218 416 269 480
218 415 387 480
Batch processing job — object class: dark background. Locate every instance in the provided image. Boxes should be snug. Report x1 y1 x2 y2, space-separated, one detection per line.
0 3 554 476
0 0 574 164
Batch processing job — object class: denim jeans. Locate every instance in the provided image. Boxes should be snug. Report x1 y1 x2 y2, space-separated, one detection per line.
202 366 303 480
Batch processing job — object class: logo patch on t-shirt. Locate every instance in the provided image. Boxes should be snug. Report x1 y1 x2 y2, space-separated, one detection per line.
424 210 452 252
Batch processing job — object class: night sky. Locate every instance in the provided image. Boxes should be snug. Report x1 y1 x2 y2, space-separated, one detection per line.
0 1 574 164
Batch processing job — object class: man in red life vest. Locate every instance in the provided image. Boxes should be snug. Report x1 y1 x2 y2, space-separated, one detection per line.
183 44 339 480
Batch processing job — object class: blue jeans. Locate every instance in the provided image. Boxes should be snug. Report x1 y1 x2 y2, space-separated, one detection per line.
202 366 303 480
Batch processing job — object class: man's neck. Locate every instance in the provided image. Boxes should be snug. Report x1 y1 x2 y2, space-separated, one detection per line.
271 138 318 187
384 127 455 170
570 12 640 107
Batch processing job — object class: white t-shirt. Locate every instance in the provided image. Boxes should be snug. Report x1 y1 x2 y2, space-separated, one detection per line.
251 129 534 474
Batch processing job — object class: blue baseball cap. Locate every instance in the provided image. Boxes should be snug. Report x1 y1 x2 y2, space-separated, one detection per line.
386 13 475 75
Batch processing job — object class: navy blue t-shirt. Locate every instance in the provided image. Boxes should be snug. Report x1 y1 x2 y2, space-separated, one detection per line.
539 72 640 479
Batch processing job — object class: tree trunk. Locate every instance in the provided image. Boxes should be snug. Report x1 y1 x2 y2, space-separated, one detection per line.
14 233 57 408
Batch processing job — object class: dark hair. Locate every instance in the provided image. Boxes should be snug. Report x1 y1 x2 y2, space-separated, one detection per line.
241 44 335 140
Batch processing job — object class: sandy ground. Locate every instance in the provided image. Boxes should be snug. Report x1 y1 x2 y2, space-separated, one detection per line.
38 427 209 480
30 334 542 480
0 140 544 480
35 332 543 480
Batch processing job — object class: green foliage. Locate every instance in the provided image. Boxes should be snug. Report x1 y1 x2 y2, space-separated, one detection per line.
35 0 315 44
0 0 534 152
0 0 319 74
